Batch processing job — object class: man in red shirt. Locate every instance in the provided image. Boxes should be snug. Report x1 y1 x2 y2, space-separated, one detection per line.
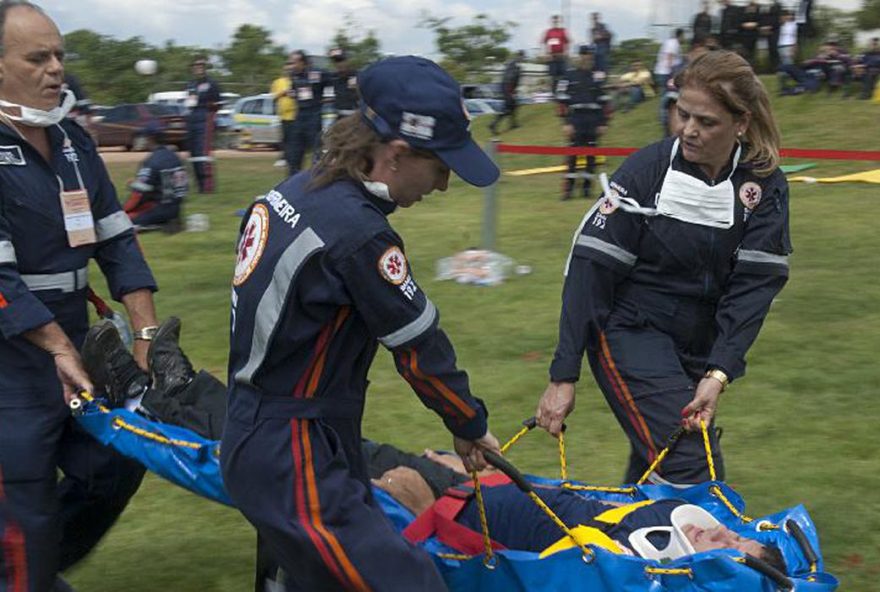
543 15 570 93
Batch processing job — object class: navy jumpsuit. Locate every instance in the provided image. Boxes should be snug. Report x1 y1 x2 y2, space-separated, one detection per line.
221 172 488 591
550 136 792 484
185 76 221 193
124 145 188 227
0 121 157 591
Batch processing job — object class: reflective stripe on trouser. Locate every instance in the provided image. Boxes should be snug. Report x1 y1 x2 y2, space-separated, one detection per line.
564 117 598 197
221 414 447 592
587 328 725 485
0 388 145 592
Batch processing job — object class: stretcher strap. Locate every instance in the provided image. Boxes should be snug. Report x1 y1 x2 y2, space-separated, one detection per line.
401 474 510 556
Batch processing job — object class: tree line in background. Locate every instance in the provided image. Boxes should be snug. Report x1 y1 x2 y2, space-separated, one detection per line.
64 1 878 106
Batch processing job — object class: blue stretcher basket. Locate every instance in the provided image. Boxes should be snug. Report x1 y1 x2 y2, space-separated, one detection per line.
75 398 838 592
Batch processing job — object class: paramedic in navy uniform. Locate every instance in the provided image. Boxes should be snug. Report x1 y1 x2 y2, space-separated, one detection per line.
536 50 792 486
0 2 159 590
221 56 502 591
184 55 220 193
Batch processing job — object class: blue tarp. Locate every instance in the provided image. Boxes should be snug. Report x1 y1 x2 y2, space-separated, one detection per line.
76 399 838 591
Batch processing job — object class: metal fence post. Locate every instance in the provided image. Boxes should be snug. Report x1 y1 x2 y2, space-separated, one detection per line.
481 139 500 251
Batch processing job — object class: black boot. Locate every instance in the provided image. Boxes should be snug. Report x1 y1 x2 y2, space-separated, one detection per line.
81 320 150 407
146 317 195 399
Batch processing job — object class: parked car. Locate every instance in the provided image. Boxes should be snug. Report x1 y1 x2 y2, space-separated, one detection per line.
463 98 505 117
88 103 187 151
231 93 281 149
461 83 503 99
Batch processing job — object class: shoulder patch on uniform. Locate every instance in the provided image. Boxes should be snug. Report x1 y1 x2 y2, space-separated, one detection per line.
233 204 269 286
0 145 25 166
739 181 762 210
378 246 408 285
598 194 619 215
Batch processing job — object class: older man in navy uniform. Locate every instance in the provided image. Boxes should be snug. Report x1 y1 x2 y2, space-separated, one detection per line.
221 56 502 591
557 44 609 200
0 3 159 590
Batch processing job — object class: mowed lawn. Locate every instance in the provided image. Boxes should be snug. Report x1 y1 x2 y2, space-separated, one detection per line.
72 88 879 591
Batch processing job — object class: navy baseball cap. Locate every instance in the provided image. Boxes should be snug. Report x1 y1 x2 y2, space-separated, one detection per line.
358 56 499 187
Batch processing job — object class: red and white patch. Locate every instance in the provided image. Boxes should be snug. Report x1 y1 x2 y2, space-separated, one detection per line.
379 246 408 285
233 204 269 286
598 194 619 215
739 181 762 210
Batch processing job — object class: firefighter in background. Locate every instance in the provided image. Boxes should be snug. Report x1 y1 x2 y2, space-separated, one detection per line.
184 55 221 193
123 122 188 230
557 45 609 200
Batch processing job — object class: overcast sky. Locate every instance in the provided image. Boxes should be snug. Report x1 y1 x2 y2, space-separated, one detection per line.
51 0 863 59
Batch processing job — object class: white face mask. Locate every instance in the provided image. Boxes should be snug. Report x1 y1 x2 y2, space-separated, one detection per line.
0 89 76 128
597 139 740 230
655 138 740 229
363 180 394 203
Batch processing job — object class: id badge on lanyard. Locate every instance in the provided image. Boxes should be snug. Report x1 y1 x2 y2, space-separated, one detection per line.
60 188 96 246
58 140 96 247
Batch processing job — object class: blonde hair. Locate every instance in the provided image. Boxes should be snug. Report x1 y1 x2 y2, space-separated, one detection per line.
675 50 781 177
310 114 383 189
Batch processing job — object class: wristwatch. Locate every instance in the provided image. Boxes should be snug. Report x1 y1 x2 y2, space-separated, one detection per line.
704 368 729 392
133 326 159 341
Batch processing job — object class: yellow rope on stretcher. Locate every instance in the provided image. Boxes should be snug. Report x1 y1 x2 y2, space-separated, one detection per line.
78 390 203 451
111 417 203 450
500 425 531 454
561 483 638 495
558 431 568 481
700 420 717 482
645 566 693 577
526 491 595 562
470 470 496 566
636 445 673 485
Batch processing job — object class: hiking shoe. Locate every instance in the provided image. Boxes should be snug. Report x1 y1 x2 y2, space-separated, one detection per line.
147 317 194 398
81 320 150 407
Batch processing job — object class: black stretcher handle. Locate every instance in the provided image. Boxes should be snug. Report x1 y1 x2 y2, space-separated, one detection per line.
743 554 793 591
483 450 532 493
785 518 819 566
522 416 566 433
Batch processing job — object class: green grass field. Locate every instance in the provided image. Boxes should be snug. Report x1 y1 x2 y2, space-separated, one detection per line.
71 88 879 590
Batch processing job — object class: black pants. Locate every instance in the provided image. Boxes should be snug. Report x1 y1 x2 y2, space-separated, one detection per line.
490 95 518 132
288 112 322 176
564 115 600 198
141 370 227 440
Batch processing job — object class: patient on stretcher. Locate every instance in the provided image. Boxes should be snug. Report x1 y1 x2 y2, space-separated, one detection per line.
81 318 786 574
